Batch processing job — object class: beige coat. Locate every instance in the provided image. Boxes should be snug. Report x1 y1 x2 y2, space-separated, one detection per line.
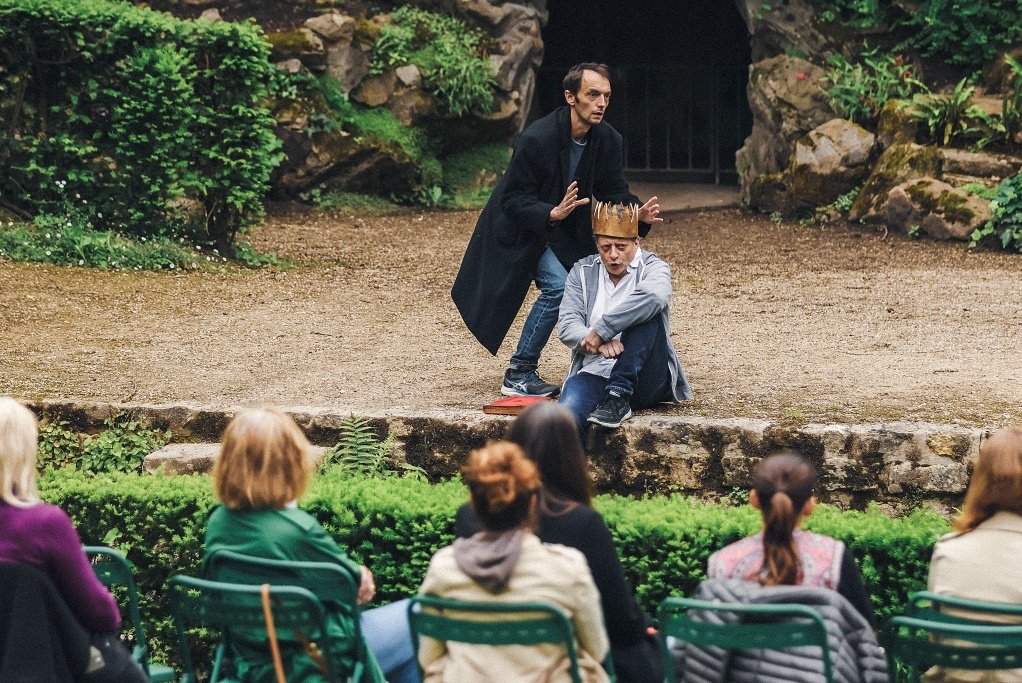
925 511 1022 683
418 533 610 683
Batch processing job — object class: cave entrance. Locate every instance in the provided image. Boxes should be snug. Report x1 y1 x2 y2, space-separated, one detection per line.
534 0 752 184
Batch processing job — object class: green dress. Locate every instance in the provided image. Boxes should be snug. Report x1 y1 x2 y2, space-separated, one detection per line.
202 505 385 683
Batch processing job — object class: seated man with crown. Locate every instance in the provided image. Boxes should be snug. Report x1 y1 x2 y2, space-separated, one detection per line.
557 201 692 433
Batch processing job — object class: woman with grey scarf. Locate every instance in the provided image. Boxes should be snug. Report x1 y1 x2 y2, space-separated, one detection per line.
417 441 610 682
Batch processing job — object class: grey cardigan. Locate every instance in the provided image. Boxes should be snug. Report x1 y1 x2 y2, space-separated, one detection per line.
671 579 888 683
557 251 692 401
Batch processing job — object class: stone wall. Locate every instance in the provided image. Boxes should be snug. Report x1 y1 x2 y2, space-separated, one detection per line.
31 399 985 514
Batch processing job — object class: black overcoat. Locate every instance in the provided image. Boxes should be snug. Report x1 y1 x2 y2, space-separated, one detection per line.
451 106 644 355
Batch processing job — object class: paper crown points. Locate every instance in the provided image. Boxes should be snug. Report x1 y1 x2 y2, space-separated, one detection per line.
591 200 639 238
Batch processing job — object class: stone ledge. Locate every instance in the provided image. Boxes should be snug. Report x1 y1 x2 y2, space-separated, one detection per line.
27 399 991 510
144 443 329 475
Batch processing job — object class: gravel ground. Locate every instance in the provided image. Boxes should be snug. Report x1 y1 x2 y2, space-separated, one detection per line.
1 203 1020 427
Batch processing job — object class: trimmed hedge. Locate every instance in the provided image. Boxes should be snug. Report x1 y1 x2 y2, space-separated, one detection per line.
39 470 949 666
0 0 282 246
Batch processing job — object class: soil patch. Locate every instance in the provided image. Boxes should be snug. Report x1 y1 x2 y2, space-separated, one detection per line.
1 204 1020 427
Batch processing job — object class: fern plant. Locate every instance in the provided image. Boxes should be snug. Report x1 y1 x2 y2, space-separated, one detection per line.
321 416 426 479
909 79 990 146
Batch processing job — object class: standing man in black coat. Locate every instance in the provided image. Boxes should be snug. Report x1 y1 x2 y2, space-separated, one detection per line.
452 63 663 397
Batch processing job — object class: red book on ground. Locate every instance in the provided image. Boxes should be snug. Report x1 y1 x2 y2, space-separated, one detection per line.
482 395 550 415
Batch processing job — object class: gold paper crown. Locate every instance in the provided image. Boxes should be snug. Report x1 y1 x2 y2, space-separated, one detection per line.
591 200 639 238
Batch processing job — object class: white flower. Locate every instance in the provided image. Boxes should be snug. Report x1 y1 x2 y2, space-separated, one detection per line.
45 233 50 239
45 250 51 256
75 193 80 199
169 263 175 269
78 260 84 265
97 212 103 218
55 233 61 239
141 237 146 242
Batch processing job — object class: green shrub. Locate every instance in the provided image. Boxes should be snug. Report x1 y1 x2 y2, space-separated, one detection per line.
369 6 496 117
0 0 283 248
321 416 428 479
909 78 993 147
0 218 216 271
970 172 1022 252
902 0 1022 72
439 143 509 209
37 415 171 474
302 190 402 214
39 470 949 668
824 46 928 125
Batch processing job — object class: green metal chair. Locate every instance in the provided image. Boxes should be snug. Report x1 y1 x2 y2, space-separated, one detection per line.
169 574 344 683
881 615 1022 681
657 596 834 683
83 546 176 683
408 594 616 683
908 591 1022 624
879 592 1022 681
202 549 372 683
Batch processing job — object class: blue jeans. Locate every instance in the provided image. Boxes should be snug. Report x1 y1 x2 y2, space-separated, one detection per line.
559 316 673 432
361 599 419 683
510 247 567 369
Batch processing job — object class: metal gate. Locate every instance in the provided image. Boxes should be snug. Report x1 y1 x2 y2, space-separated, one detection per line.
534 64 751 184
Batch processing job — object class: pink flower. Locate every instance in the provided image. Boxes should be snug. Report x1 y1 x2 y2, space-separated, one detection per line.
797 72 809 81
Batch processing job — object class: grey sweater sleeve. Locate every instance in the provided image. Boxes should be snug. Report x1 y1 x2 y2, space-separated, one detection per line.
557 262 590 351
592 256 672 342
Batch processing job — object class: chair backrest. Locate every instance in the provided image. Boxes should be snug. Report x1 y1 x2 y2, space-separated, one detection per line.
657 596 834 683
908 591 1022 624
169 574 339 683
881 614 1022 682
83 546 150 672
408 594 585 683
203 549 367 681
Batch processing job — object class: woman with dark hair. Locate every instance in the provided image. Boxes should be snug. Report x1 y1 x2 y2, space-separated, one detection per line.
421 441 609 682
454 401 663 682
706 450 875 625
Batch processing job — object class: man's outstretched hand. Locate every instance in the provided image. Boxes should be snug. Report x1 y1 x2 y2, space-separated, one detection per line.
549 180 590 222
637 195 663 225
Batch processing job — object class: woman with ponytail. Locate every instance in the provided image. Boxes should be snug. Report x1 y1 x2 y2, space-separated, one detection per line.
706 450 875 625
418 440 610 682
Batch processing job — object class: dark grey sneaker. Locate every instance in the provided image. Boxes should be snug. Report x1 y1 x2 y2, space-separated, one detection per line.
587 392 633 428
501 368 560 397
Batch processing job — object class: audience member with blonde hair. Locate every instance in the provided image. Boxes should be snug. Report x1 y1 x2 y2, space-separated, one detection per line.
706 449 875 625
0 396 147 682
418 440 610 682
202 406 418 683
926 426 1022 682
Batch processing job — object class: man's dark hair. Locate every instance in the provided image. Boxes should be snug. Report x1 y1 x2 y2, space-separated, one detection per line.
562 63 612 95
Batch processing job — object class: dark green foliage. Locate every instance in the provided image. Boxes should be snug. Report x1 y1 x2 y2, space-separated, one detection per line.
321 415 427 479
39 471 948 668
903 0 1022 72
824 46 927 124
37 415 170 474
971 173 1022 251
909 79 992 147
0 0 283 248
369 6 496 117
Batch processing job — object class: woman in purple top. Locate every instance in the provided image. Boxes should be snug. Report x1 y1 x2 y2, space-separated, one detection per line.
0 396 146 681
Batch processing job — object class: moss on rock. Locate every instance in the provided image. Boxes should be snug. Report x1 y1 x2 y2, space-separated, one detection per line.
849 143 941 222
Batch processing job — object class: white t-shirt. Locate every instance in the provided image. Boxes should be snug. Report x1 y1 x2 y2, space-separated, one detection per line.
580 247 643 378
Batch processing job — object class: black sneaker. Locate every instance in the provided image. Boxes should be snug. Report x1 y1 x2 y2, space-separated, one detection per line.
587 392 632 428
501 367 560 397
